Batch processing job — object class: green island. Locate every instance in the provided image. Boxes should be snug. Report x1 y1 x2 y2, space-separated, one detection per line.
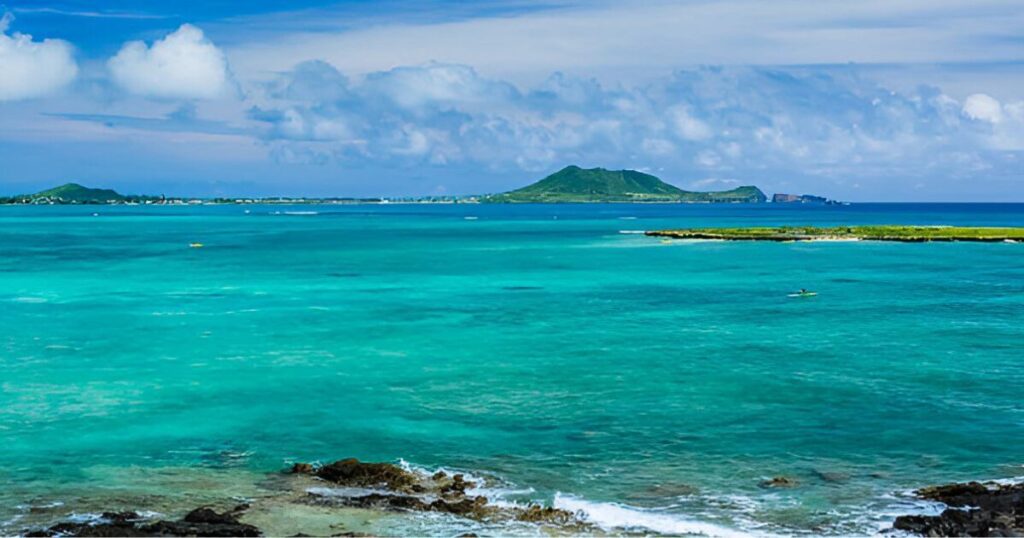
3 167 833 206
482 165 766 203
646 225 1024 243
0 183 419 206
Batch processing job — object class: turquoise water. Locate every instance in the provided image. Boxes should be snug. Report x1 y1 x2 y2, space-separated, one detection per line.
2 203 1023 535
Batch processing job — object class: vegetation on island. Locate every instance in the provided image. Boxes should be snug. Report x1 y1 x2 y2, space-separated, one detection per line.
0 183 167 205
8 168 860 206
647 225 1024 242
32 183 126 203
0 183 478 205
482 166 767 203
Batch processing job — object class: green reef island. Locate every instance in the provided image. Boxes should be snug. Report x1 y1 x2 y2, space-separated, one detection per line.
646 226 1024 243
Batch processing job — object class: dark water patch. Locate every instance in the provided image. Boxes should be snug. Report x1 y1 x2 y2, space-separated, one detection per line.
354 287 411 294
501 286 544 291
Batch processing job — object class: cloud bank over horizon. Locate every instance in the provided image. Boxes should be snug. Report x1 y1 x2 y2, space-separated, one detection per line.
0 0 1021 200
235 61 1022 199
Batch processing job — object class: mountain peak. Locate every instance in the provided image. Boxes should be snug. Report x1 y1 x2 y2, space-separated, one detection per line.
486 166 766 203
34 183 125 202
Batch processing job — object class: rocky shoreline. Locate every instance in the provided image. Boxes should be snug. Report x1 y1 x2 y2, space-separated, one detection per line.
14 459 1024 537
891 481 1024 536
24 507 260 537
18 458 586 537
291 458 585 528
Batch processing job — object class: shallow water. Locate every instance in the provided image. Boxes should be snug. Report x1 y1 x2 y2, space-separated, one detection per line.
2 203 1023 536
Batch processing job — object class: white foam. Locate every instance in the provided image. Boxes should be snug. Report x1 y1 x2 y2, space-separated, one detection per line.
283 211 319 216
395 460 533 502
554 493 754 537
618 230 646 234
307 486 394 498
990 473 1024 486
11 296 48 303
65 512 108 524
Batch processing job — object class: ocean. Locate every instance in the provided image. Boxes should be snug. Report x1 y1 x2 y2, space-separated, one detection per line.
2 203 1023 536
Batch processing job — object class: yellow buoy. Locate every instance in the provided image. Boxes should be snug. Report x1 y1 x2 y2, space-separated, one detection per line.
189 243 204 248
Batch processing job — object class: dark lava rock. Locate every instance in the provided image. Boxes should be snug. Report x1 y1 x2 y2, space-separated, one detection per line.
25 507 261 537
311 458 417 491
513 504 580 525
891 481 1024 536
315 491 492 519
429 496 490 518
917 482 1024 512
439 473 476 497
290 462 315 474
760 476 798 488
298 458 588 530
340 493 430 512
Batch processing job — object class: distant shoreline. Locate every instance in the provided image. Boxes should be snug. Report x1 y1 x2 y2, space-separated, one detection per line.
0 199 789 206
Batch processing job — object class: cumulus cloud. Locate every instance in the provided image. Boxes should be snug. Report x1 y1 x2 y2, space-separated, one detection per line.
0 12 78 101
961 94 1024 151
108 24 231 99
247 61 1024 188
963 94 1003 123
669 106 713 141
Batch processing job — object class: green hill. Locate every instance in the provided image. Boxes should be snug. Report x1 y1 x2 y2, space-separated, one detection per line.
484 166 766 203
33 183 125 203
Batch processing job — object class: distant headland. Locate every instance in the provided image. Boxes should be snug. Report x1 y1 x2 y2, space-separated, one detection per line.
1 167 838 205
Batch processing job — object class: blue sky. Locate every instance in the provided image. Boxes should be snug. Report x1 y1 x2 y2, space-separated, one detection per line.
1 0 1022 200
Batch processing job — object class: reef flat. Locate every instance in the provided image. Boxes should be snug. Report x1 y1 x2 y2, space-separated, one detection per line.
646 225 1024 242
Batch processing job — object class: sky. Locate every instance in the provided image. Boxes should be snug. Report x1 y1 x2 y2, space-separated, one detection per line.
0 0 1022 200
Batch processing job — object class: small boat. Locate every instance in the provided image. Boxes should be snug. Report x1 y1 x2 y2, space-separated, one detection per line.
788 291 818 298
189 243 204 248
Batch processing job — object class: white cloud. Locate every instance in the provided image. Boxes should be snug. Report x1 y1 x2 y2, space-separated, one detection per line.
690 178 741 190
641 138 675 156
695 150 722 167
1006 101 1024 122
0 12 78 101
669 106 712 141
246 62 1015 187
962 93 1003 123
108 24 231 99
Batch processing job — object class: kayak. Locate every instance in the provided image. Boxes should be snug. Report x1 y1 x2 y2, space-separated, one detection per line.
788 292 818 298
